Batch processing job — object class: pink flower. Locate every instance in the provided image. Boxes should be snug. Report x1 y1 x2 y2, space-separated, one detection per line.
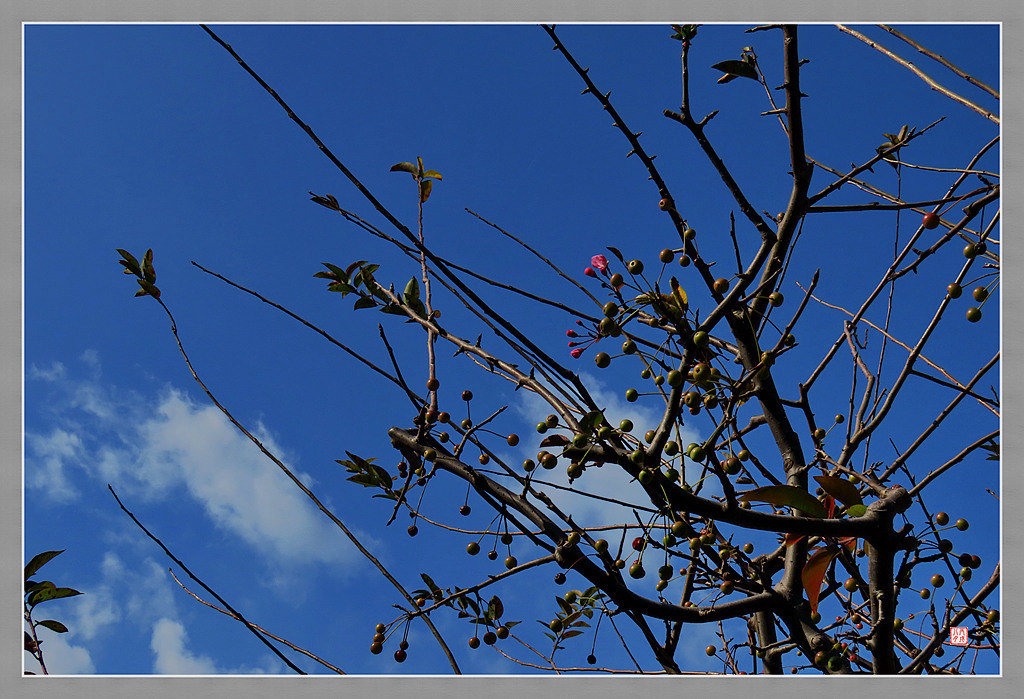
584 267 597 278
591 255 609 273
570 348 583 358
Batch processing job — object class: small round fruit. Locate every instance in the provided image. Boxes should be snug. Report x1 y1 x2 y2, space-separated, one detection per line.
622 339 637 354
594 538 609 553
658 564 674 580
370 641 383 654
496 626 509 639
629 562 645 579
483 631 497 646
438 411 450 424
423 448 437 462
468 636 480 649
671 520 686 536
628 259 644 275
966 307 982 322
613 559 625 570
501 532 514 545
960 567 972 581
970 554 982 569
660 248 675 263
722 457 741 475
478 454 490 465
667 370 684 387
920 588 931 599
572 433 588 448
407 525 419 537
567 462 583 479
632 536 645 551
554 572 567 584
935 512 949 526
549 619 562 632
922 212 941 229
987 609 999 624
678 255 691 267
655 579 668 592
972 287 989 302
565 531 581 547
738 449 752 461
947 283 963 299
426 378 440 391
664 441 679 456
834 414 845 424
688 445 706 462
522 458 535 472
938 539 953 553
705 645 716 657
769 291 784 307
640 368 652 379
461 418 473 430
587 654 597 665
394 649 407 663
625 388 639 402
844 577 857 592
619 418 634 432
595 352 611 368
610 272 624 287
460 504 471 516
487 550 498 561
467 541 481 556
504 556 518 570
893 618 904 631
713 278 729 294
536 422 548 434
964 242 978 258
602 301 619 318
810 611 822 624
813 428 827 441
683 227 696 241
955 518 969 531
507 434 520 447
658 198 671 211
462 390 474 401
743 543 754 554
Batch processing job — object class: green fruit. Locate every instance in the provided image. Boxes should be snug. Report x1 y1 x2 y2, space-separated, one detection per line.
522 459 535 472
667 370 684 387
619 419 634 432
625 388 639 402
549 619 562 632
659 249 675 263
653 374 665 386
722 457 741 475
920 588 931 599
671 520 686 536
640 367 652 379
713 278 729 294
610 272 624 287
813 428 827 441
947 283 963 298
966 307 982 322
565 531 581 547
572 433 588 447
738 449 752 461
955 518 969 531
564 589 578 604
662 533 676 547
622 339 637 354
546 414 559 428
663 467 678 481
692 330 709 347
683 228 696 241
688 445 705 462
844 577 857 592
629 562 645 579
705 645 716 657
964 242 978 258
536 422 548 434
567 462 583 479
424 448 437 462
987 609 999 624
628 259 644 275
931 574 944 587
505 556 518 570
972 287 989 302
743 543 754 554
603 301 619 318
719 581 734 594
595 352 611 368
692 363 711 382
834 414 845 424
658 564 674 580
684 390 700 408
655 579 668 592
769 291 784 307
664 441 679 456
935 512 949 526
893 618 903 631
467 541 480 555
960 567 972 580
644 429 656 443
594 538 609 553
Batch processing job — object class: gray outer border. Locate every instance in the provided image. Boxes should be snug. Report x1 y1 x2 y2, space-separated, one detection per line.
4 1 1019 698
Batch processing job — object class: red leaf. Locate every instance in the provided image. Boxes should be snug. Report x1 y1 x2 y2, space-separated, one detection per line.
785 533 806 547
814 474 864 508
738 485 828 518
802 547 839 614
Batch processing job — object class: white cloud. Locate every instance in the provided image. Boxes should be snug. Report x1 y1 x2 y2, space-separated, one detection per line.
514 372 703 525
28 361 66 382
24 428 83 501
150 618 282 675
25 628 96 675
25 367 359 572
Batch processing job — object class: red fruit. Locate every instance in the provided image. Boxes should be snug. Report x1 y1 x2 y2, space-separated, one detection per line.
394 649 407 662
632 536 645 551
922 212 941 229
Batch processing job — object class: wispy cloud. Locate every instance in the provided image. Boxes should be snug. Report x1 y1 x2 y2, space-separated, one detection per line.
26 355 361 572
25 631 96 675
150 618 282 675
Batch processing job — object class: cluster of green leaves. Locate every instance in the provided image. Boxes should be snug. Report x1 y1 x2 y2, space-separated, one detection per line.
315 261 428 319
24 550 83 674
117 248 160 298
542 586 605 651
336 452 397 501
389 156 442 203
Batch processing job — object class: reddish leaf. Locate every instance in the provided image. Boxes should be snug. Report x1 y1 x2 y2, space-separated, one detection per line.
785 533 806 547
814 474 864 508
802 547 839 614
539 434 571 448
738 485 827 518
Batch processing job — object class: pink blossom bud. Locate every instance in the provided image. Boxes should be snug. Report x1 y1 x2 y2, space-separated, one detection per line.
566 330 578 337
570 348 583 358
591 255 609 273
584 267 597 278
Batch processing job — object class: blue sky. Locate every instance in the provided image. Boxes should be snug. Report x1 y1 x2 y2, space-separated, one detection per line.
24 23 999 675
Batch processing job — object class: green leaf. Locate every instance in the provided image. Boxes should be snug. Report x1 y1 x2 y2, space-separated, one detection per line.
813 474 863 508
323 262 349 282
116 249 142 276
25 551 65 581
846 504 868 518
711 59 758 81
345 260 370 277
555 596 573 615
379 303 408 316
408 298 427 319
562 629 584 639
142 249 156 284
606 246 626 264
422 169 443 180
579 410 604 434
487 595 504 620
37 620 69 634
419 179 433 203
802 547 838 614
421 573 441 596
390 162 417 175
28 586 82 608
353 295 377 310
738 484 828 518
135 279 161 299
403 277 420 305
327 282 356 295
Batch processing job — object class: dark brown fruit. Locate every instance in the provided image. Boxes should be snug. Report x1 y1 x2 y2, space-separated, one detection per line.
462 390 474 401
426 378 440 391
460 505 471 516
394 649 407 663
483 631 497 645
468 636 480 649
